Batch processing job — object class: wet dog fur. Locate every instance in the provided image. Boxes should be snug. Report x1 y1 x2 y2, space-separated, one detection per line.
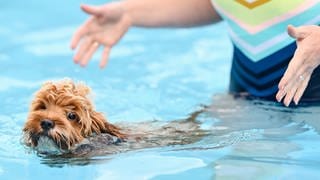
22 80 206 157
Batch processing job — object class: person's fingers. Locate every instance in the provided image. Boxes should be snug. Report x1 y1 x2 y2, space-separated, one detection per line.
276 88 286 103
73 37 93 63
100 47 111 68
290 62 313 104
276 70 298 105
293 74 311 105
277 61 313 105
282 80 299 107
70 18 93 49
278 49 306 91
287 25 309 40
81 4 103 16
80 42 100 67
276 64 306 103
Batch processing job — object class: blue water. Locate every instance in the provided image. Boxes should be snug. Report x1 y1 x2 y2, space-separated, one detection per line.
1 1 320 179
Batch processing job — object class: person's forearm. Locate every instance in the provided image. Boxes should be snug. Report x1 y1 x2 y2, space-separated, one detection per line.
123 0 221 28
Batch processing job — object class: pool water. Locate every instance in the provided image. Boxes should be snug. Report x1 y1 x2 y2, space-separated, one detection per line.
1 0 320 179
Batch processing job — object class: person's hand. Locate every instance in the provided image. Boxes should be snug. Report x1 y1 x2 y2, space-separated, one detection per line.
70 3 132 68
276 25 320 106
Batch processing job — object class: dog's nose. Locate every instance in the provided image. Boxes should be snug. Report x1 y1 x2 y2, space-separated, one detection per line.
40 119 55 130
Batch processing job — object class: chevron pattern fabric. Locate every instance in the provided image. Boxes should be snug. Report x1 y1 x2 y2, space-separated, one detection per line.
211 0 320 97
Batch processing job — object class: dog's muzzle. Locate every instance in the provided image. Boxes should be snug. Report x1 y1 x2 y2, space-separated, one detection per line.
35 136 63 155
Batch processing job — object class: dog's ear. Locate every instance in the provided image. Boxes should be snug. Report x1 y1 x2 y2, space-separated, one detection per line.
89 111 126 139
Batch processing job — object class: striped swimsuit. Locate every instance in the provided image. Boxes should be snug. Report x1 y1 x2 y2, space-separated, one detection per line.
210 0 320 101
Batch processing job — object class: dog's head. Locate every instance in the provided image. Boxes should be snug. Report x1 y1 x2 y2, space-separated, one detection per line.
23 79 124 153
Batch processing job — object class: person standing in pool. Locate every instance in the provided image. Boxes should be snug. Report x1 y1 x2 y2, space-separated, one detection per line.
70 0 320 107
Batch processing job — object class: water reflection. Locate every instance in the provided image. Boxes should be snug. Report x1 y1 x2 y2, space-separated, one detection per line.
207 94 320 179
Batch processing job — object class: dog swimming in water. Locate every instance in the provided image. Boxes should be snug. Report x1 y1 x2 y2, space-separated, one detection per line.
22 79 207 157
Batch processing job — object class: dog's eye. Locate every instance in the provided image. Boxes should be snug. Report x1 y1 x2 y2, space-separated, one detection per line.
67 112 78 121
36 103 46 110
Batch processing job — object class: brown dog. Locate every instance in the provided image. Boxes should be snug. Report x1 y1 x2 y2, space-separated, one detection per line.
23 79 127 154
23 79 206 157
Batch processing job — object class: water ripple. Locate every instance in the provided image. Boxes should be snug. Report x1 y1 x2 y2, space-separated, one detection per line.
95 154 206 180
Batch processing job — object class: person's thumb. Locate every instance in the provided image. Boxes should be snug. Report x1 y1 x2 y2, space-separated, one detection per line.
81 4 103 16
287 25 309 40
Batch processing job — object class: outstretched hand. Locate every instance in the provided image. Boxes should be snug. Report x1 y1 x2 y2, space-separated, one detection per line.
70 3 131 68
276 25 320 106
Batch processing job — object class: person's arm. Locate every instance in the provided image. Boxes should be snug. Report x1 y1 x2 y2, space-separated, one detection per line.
124 0 222 27
70 0 221 68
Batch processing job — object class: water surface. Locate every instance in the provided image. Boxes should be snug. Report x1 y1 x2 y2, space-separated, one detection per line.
1 0 320 179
